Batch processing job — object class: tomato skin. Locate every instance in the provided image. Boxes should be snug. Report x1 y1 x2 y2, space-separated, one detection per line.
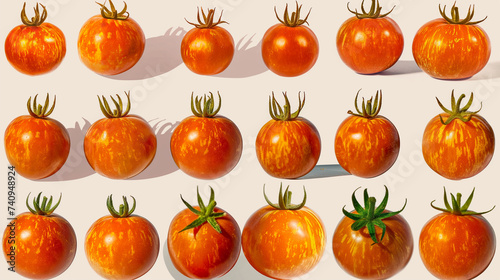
4 115 70 180
242 205 326 279
335 115 400 178
78 15 145 75
85 215 159 280
332 210 413 280
170 116 242 180
412 19 491 80
5 23 66 75
422 114 495 180
167 206 241 279
256 117 321 179
262 24 319 77
2 212 77 280
419 213 496 280
181 26 234 75
337 16 403 74
84 115 157 179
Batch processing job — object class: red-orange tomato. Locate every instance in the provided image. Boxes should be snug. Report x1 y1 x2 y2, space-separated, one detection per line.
167 207 241 279
2 212 77 279
419 213 496 280
332 210 413 279
242 205 326 279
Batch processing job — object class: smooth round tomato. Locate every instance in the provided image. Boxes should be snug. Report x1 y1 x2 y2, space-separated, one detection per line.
168 187 241 279
2 193 76 280
181 8 234 75
256 93 320 179
5 3 66 75
337 0 403 74
78 1 145 75
422 92 494 180
4 94 70 180
85 196 159 280
84 92 156 179
335 90 399 178
170 92 242 180
242 185 326 279
262 3 319 77
412 4 490 80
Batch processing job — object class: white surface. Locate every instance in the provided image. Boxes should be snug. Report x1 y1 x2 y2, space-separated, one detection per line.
1 0 499 279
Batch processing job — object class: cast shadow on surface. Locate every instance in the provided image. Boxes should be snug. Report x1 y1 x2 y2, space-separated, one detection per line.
378 60 421 76
216 34 268 78
298 164 351 180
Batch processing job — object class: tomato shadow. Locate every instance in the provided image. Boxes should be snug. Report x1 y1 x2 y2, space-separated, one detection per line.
298 164 351 180
378 60 422 76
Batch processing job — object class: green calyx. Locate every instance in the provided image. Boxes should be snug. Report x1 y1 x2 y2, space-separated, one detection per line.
26 192 62 216
186 7 228 29
431 187 495 216
191 92 221 118
98 91 131 118
348 89 382 118
347 0 395 19
274 1 311 27
269 92 305 121
179 187 226 234
439 3 486 25
263 183 307 210
97 0 129 20
21 2 47 27
343 186 407 244
27 93 56 118
436 90 481 125
107 195 136 218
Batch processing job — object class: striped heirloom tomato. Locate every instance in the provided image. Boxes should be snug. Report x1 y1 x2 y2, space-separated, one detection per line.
5 3 66 75
256 92 321 179
412 3 490 80
2 193 76 279
422 91 495 180
167 187 241 279
85 195 159 280
419 188 496 280
4 94 70 180
335 90 400 178
333 186 413 279
242 184 326 279
78 0 145 75
84 91 157 179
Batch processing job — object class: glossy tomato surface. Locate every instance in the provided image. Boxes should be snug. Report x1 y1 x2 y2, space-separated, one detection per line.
419 213 496 280
2 212 77 279
242 205 326 279
167 206 241 279
85 215 159 280
4 115 70 180
332 210 413 279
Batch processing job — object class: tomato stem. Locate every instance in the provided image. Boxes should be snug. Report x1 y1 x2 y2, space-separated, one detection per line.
107 195 136 218
348 89 383 118
179 187 226 234
98 91 131 118
347 0 395 19
268 92 305 121
27 93 56 118
263 183 307 210
186 7 228 29
191 92 222 118
20 2 47 26
274 1 311 27
430 187 495 216
436 90 481 125
97 0 129 20
26 192 62 216
439 3 486 25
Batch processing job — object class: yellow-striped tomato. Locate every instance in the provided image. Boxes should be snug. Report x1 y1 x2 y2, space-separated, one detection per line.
422 91 494 180
85 196 159 280
242 185 326 279
256 92 321 179
337 0 403 74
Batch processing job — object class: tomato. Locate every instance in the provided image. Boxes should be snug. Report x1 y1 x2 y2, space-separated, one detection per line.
4 94 70 180
242 185 326 279
85 195 159 280
170 92 242 180
78 0 145 75
335 90 399 178
5 3 66 75
419 188 496 280
422 91 495 180
333 186 413 280
168 187 241 279
412 4 490 80
337 0 403 74
2 193 76 280
181 8 234 75
84 92 156 179
256 92 320 179
262 2 319 77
